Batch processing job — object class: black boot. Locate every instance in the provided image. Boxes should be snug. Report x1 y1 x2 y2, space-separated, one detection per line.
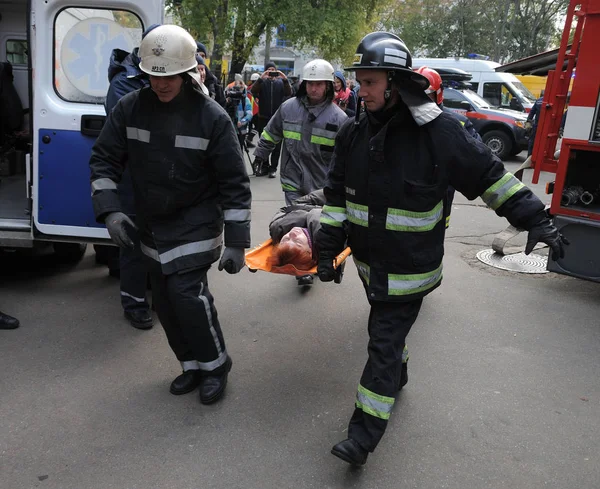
0 311 19 329
399 361 408 391
296 275 314 286
331 438 368 466
200 356 233 405
170 370 203 395
124 309 154 330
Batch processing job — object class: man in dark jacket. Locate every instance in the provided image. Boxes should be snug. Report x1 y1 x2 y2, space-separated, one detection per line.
317 32 568 466
100 23 160 330
526 94 544 156
90 25 251 405
250 61 292 178
196 41 225 107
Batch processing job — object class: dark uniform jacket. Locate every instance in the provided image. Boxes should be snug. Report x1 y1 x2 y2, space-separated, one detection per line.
317 107 545 302
251 76 292 120
90 82 251 275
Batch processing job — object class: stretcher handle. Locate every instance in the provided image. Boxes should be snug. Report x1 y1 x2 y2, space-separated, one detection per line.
334 247 351 269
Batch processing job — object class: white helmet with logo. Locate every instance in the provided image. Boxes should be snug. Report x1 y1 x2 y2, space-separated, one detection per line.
302 59 335 82
139 25 197 77
250 73 260 81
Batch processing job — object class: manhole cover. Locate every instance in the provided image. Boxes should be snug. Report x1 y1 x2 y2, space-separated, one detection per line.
475 249 548 274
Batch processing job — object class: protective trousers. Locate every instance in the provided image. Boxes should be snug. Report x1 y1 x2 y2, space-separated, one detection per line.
148 265 229 373
348 298 423 452
119 240 150 314
118 169 150 314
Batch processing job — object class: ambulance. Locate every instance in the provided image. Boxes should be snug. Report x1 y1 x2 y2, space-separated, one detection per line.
0 0 163 258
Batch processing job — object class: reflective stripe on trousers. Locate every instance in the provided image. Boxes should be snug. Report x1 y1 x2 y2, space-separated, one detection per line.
348 298 423 452
148 266 228 372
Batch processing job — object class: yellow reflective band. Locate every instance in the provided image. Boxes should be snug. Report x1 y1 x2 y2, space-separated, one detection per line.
356 384 394 420
320 205 346 228
262 130 278 143
482 172 525 210
386 201 443 232
283 130 302 141
281 183 297 192
346 201 369 227
388 265 443 296
353 257 370 285
310 135 336 146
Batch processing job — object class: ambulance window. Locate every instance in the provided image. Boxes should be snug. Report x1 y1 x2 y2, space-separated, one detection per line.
54 8 143 103
6 40 28 65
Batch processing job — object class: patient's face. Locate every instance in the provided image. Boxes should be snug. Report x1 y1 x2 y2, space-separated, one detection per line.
280 227 310 253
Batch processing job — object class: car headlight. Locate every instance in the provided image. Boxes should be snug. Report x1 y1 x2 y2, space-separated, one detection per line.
514 121 525 128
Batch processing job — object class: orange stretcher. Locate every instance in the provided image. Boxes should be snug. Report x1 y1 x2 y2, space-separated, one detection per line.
245 239 351 282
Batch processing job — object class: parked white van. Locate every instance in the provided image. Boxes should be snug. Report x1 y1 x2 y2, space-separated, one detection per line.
413 58 537 112
0 0 163 258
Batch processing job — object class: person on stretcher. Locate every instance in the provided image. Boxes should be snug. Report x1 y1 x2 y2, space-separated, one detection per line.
268 189 326 286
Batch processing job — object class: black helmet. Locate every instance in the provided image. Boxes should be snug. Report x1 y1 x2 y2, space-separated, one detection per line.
345 32 429 90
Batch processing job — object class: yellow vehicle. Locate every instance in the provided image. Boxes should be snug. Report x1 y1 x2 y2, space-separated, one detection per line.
515 75 547 98
516 74 574 98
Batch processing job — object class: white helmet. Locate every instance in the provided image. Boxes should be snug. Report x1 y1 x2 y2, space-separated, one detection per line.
139 25 197 77
250 73 260 81
302 59 335 82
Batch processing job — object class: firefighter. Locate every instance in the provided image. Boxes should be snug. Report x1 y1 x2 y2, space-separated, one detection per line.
416 66 482 228
253 59 347 205
89 25 251 405
317 32 568 466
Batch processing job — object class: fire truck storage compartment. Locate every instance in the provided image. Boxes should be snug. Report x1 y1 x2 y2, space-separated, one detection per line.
559 148 600 214
547 214 600 282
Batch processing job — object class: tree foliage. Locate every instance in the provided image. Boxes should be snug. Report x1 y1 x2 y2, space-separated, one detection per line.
380 0 569 63
167 0 390 81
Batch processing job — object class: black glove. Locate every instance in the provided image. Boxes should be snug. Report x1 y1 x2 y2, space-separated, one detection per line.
252 157 268 176
104 212 136 249
525 218 569 261
318 252 337 282
218 247 246 274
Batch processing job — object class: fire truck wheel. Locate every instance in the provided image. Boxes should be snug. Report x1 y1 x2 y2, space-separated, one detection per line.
482 130 512 161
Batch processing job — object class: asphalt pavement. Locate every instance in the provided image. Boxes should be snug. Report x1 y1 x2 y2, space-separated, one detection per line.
1 151 599 489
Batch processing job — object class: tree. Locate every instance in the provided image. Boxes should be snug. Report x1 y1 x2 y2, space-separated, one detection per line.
168 0 391 83
380 0 569 63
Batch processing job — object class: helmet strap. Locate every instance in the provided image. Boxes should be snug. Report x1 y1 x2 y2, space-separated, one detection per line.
384 71 394 101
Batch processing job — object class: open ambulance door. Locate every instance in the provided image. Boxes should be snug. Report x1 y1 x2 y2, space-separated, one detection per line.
31 0 163 242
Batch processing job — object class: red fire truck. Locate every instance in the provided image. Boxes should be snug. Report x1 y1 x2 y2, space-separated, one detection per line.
498 0 600 282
